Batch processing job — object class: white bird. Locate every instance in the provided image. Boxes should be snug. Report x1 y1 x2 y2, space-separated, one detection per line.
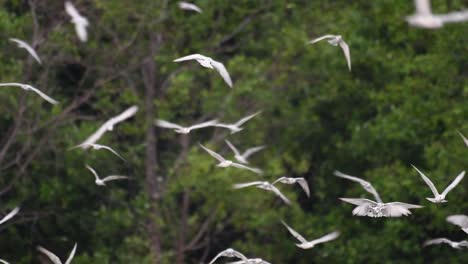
309 35 351 71
281 221 339 249
85 165 129 186
446 215 468 234
199 144 263 174
272 177 310 197
0 83 58 104
178 2 202 13
173 54 233 88
340 198 423 218
65 1 89 42
77 106 138 148
412 165 465 203
424 238 468 249
0 259 9 264
37 243 77 264
155 119 218 134
209 248 249 264
0 207 20 225
215 111 261 134
334 170 382 203
9 38 42 64
225 140 265 164
227 258 271 264
458 131 468 147
69 143 125 160
406 0 468 29
234 181 291 205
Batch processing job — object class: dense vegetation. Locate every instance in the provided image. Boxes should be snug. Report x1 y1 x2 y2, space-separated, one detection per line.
0 1 467 263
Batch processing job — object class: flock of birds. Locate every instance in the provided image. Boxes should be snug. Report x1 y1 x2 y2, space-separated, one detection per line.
0 1 467 263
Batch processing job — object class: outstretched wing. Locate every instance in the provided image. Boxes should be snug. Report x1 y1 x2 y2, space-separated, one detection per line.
65 1 81 18
225 140 241 156
37 246 62 264
242 145 266 159
235 111 261 127
189 119 218 130
414 0 432 15
209 248 248 264
199 144 226 162
446 214 468 228
211 60 233 88
458 131 468 147
65 243 77 264
101 175 129 183
296 178 310 197
268 185 291 205
233 181 264 189
26 85 59 104
0 207 20 225
384 202 423 217
10 38 42 64
155 119 184 130
173 54 206 62
309 231 340 245
230 162 263 174
411 165 440 197
338 40 351 71
85 165 99 180
281 221 307 244
0 258 10 264
441 171 465 197
339 198 376 216
178 2 203 13
95 144 126 161
308 35 335 44
424 238 451 246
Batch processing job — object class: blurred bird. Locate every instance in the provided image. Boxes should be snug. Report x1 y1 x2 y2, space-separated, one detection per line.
155 119 218 134
281 221 339 249
0 83 58 104
0 259 9 264
227 258 271 264
77 106 138 148
65 1 89 42
334 170 382 203
340 198 423 217
178 2 202 13
37 243 77 264
458 131 468 147
0 207 20 225
9 38 42 64
69 143 125 160
209 248 249 264
85 165 129 186
412 165 465 203
215 111 261 134
424 238 468 249
225 140 265 164
309 35 351 71
446 215 468 234
234 181 291 205
406 0 468 29
272 177 310 197
174 54 233 87
199 144 263 174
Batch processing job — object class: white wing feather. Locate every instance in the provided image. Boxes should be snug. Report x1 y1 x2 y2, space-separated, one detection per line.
211 60 233 88
199 144 226 162
441 171 465 197
411 165 440 197
0 207 20 225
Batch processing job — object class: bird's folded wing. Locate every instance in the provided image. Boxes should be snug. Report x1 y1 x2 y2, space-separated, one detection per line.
211 60 233 88
441 171 465 197
37 246 62 264
65 243 77 264
199 144 226 162
411 165 440 197
174 54 205 62
242 145 266 159
155 119 184 129
281 221 308 244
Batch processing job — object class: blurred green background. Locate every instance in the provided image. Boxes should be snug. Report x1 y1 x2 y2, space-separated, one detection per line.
0 0 466 263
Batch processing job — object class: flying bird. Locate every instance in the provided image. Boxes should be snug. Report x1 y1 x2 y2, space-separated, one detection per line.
65 1 89 42
234 181 291 205
334 170 382 203
0 259 9 264
406 0 468 29
272 177 310 197
340 198 423 218
9 38 42 64
0 83 58 104
215 111 261 134
412 165 465 203
281 221 339 249
424 238 468 249
0 207 20 225
309 35 351 71
155 119 218 134
174 54 233 87
225 140 265 164
178 2 202 13
37 243 77 264
77 106 138 148
446 215 468 234
209 248 249 264
85 165 129 186
458 131 468 147
199 144 263 174
69 143 125 160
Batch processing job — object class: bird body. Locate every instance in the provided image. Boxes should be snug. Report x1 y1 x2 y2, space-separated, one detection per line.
85 165 129 186
155 119 218 134
174 54 232 87
9 38 42 64
282 221 339 249
215 111 261 134
309 35 351 71
412 165 465 203
65 1 89 42
209 248 249 264
0 83 58 104
340 198 422 217
406 0 468 29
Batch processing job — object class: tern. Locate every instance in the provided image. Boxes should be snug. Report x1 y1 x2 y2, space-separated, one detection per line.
85 165 129 186
37 243 77 264
282 221 339 249
424 238 468 249
340 198 423 218
406 0 468 29
69 143 125 160
0 207 20 225
446 215 468 234
234 181 291 205
77 106 138 148
199 144 263 174
334 170 382 203
412 165 465 203
209 248 249 264
0 83 58 104
178 2 202 13
174 54 233 88
225 140 265 164
215 111 261 134
272 177 310 197
309 35 351 71
458 131 468 147
155 119 218 134
9 38 42 64
65 1 89 42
